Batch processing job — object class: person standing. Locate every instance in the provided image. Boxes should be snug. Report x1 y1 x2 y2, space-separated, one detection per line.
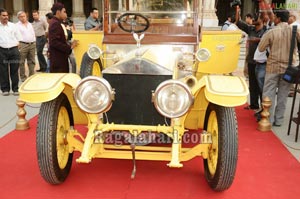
45 12 53 73
245 13 253 25
32 10 47 72
49 2 77 73
84 8 101 31
258 9 300 126
287 12 300 97
16 11 36 82
235 8 265 111
0 8 22 96
221 14 233 31
62 17 77 73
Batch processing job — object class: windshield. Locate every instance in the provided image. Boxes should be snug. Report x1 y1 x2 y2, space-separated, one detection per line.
105 0 196 35
109 0 194 13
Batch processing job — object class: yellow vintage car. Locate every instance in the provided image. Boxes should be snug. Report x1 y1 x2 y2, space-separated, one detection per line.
19 0 248 191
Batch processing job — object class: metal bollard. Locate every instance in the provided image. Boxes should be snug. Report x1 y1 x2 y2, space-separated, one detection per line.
257 96 272 132
16 98 30 130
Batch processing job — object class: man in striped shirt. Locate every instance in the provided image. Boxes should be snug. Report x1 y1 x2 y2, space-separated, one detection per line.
258 9 300 127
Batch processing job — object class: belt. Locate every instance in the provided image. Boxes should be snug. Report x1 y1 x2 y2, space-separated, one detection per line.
20 41 35 45
36 35 45 38
256 62 267 64
0 46 17 50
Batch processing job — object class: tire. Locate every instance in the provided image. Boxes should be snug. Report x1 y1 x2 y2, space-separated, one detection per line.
36 93 74 184
79 52 103 78
203 103 238 191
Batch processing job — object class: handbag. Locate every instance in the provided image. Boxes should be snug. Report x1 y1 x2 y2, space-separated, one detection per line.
282 65 300 83
282 25 300 83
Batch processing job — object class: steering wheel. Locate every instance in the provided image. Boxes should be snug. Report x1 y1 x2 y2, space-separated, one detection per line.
117 13 150 33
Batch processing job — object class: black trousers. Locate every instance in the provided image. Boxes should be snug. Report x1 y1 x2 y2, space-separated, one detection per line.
36 35 47 71
0 46 20 92
248 62 260 109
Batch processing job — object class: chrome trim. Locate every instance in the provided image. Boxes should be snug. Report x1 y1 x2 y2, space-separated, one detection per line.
153 80 193 118
87 45 102 60
74 76 114 114
103 58 173 75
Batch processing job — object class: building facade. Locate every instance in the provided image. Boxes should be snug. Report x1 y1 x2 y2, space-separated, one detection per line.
0 0 299 29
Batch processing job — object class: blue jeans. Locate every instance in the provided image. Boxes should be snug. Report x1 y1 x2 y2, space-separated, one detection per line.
255 62 266 93
36 36 47 71
255 62 266 104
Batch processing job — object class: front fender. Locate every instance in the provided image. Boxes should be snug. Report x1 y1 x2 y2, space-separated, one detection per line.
19 73 81 103
193 75 249 107
185 75 248 129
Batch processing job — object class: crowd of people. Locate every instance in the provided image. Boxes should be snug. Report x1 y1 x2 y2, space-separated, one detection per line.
222 2 300 127
0 2 102 96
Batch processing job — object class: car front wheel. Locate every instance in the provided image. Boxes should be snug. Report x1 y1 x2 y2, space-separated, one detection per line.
203 103 238 191
36 93 74 184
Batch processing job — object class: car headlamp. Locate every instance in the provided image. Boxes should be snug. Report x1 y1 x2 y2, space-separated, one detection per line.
74 76 114 114
153 80 193 118
195 48 211 62
87 44 102 60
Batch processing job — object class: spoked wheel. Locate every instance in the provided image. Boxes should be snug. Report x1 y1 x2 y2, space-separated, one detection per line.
203 103 238 191
36 93 74 184
80 52 103 78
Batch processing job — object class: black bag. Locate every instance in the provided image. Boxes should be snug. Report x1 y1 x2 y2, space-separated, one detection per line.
282 25 300 83
282 65 300 83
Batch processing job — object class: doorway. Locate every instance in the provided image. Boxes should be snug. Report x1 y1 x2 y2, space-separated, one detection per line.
84 0 93 18
24 0 39 22
57 0 73 17
0 0 13 20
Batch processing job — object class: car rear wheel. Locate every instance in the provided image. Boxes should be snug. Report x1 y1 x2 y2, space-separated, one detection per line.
203 103 238 191
36 93 74 184
80 52 103 78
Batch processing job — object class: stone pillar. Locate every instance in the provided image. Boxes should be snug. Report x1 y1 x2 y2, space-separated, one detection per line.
72 0 86 30
199 0 218 28
38 0 54 20
12 0 24 22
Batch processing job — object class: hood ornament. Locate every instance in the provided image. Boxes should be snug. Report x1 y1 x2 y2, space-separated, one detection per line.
133 33 145 58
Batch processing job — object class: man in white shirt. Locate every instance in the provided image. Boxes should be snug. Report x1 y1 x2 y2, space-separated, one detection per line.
16 11 36 82
221 14 233 31
0 8 22 96
288 12 300 28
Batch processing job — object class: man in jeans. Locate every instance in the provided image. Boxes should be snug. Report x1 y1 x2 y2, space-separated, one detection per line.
235 7 266 110
0 8 22 96
32 10 47 72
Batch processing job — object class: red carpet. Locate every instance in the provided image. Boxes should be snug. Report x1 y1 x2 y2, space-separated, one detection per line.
1 106 300 199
